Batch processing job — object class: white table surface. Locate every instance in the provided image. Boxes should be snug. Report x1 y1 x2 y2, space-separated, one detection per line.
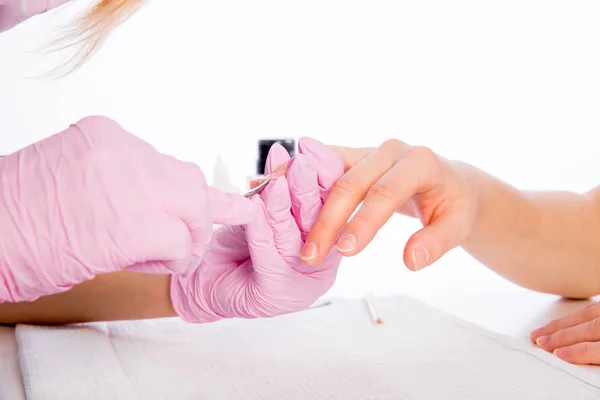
1 248 599 399
0 325 24 400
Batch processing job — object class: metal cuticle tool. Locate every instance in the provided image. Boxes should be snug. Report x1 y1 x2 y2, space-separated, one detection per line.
242 175 273 198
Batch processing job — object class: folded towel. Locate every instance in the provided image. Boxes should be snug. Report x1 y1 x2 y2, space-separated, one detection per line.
16 296 600 399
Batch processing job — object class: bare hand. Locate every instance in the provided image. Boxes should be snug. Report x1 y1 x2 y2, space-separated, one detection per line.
300 139 479 271
531 302 600 365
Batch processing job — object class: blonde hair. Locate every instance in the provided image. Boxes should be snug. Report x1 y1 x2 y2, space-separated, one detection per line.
56 0 144 74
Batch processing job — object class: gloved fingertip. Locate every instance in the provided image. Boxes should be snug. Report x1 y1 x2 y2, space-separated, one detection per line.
265 143 292 175
298 136 324 152
298 137 345 190
208 187 256 225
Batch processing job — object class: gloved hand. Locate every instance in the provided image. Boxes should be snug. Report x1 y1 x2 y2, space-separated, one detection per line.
0 116 253 303
170 137 345 322
0 0 70 33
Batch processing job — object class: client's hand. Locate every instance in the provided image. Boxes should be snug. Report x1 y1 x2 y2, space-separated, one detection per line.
301 140 478 271
531 302 600 365
170 139 345 322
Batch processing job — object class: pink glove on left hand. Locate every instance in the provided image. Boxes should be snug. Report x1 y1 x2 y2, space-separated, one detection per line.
170 138 345 322
0 0 70 33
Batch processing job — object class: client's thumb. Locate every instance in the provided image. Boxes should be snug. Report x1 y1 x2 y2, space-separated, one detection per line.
403 212 470 271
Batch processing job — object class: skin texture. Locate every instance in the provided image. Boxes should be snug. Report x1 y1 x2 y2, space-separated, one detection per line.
300 139 600 365
530 302 600 365
1 136 600 364
0 271 175 325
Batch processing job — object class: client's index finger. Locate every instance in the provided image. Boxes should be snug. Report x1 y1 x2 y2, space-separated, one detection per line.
301 182 359 264
328 146 373 172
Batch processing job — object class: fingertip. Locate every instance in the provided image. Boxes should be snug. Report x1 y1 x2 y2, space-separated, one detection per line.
530 328 545 343
208 187 255 225
297 136 323 153
287 155 314 183
300 241 319 263
553 347 569 360
265 143 292 175
287 155 321 238
335 232 359 255
301 224 338 265
403 239 432 272
298 137 344 192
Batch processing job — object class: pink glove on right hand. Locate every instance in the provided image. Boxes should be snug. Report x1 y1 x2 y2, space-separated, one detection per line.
171 138 345 322
0 116 253 303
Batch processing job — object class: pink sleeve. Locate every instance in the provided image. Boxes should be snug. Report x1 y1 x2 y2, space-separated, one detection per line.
0 0 70 33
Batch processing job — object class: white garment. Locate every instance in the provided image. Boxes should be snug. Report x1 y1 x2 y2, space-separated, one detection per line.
16 296 600 399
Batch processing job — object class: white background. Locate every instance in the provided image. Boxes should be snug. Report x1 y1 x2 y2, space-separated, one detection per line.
1 0 599 302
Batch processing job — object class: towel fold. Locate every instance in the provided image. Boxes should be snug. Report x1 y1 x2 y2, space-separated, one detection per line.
16 296 600 399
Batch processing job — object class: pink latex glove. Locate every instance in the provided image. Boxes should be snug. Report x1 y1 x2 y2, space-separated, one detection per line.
0 116 254 303
170 138 345 322
0 0 70 33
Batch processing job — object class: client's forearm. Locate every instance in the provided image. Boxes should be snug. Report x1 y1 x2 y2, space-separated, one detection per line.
459 163 600 298
0 271 176 325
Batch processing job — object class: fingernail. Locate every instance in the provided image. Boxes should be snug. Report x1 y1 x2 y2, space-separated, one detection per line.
336 233 357 253
301 241 318 261
554 348 568 358
260 174 273 183
536 335 550 347
411 244 429 271
272 162 289 178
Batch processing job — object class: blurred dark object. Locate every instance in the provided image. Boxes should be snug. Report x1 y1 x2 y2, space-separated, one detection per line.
256 139 295 175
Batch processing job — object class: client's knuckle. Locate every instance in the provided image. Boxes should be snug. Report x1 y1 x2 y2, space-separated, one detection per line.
369 182 397 203
380 138 405 152
588 318 600 334
578 342 591 355
405 145 441 186
334 171 368 196
407 145 436 164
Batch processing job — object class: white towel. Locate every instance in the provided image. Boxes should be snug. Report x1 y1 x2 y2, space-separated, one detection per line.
16 296 600 399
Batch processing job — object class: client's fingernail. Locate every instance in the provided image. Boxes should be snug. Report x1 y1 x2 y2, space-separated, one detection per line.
260 174 273 184
336 233 357 253
301 242 318 261
411 244 429 271
553 348 568 358
272 162 289 178
536 335 550 347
